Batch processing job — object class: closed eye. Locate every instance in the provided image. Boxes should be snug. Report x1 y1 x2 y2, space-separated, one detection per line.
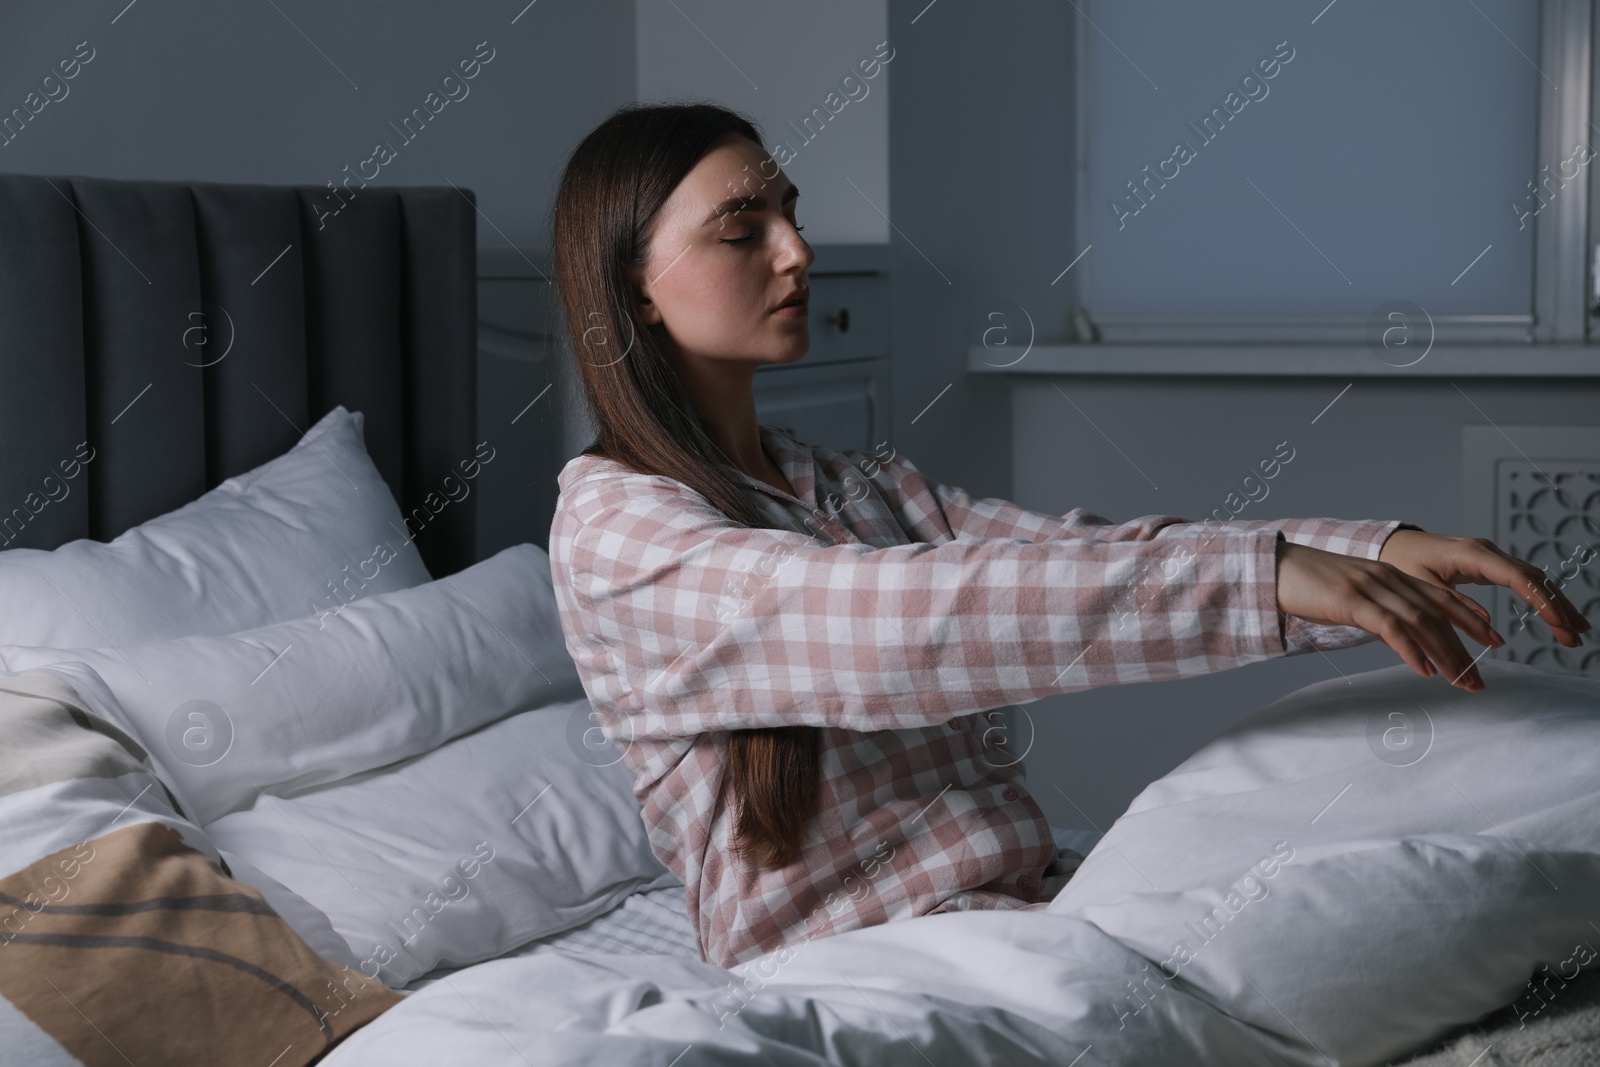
719 223 803 244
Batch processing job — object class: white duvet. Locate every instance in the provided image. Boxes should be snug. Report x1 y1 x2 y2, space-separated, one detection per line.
324 659 1600 1067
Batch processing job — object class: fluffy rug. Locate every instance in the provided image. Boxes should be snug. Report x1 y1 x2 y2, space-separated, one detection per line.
1395 967 1600 1066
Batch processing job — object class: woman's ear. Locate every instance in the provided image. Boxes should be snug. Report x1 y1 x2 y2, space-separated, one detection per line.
629 263 664 327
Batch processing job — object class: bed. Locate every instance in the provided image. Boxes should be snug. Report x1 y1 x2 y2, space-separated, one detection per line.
1 171 1597 1067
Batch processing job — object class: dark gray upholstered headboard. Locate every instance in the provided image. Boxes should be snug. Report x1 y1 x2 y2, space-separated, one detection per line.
0 173 477 578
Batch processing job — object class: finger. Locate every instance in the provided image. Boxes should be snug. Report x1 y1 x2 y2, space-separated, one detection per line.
1507 568 1587 645
1465 544 1590 639
1471 557 1583 644
1382 568 1503 661
1347 583 1442 680
1403 577 1503 648
1406 570 1494 626
1360 606 1439 681
1365 576 1485 690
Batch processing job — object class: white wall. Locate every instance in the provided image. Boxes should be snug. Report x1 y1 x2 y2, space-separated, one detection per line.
636 0 890 246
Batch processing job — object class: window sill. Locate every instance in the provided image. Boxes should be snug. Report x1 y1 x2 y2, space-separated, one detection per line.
966 343 1600 377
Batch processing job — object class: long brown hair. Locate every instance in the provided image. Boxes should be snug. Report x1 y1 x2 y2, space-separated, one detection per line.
551 102 820 869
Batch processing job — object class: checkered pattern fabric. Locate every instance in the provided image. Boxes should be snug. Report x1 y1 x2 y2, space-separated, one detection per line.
548 424 1407 968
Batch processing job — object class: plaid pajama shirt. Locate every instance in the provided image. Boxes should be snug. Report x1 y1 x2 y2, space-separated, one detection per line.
547 424 1410 968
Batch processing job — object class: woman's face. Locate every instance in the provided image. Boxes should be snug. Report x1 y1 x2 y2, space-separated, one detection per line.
632 133 813 374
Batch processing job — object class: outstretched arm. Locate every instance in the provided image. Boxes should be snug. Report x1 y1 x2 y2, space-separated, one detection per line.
861 445 1416 656
555 466 1295 740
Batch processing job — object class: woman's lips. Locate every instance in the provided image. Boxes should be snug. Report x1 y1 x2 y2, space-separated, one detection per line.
773 302 808 318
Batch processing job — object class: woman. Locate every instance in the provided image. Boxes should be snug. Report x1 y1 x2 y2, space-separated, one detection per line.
545 102 1591 970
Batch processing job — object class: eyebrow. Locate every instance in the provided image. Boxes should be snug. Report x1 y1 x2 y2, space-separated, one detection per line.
702 182 800 226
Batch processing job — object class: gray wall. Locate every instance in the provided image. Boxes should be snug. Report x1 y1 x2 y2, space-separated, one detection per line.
881 0 1078 547
886 0 1600 831
637 0 890 246
0 0 635 252
0 0 894 254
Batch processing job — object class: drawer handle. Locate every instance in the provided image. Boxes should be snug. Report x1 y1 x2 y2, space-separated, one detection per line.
826 307 851 333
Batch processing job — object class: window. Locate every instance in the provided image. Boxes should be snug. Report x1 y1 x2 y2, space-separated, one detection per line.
1054 0 1600 371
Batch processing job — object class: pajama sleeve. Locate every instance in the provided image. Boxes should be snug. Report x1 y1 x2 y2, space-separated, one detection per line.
560 467 1302 741
872 448 1416 657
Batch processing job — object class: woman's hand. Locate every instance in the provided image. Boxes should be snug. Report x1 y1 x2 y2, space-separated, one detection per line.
1376 530 1591 647
1275 531 1589 692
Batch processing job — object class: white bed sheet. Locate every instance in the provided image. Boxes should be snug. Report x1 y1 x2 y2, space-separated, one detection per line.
404 885 702 991
402 826 1107 994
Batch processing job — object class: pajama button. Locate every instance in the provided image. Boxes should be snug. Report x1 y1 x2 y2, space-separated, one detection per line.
1002 787 1020 802
1017 874 1035 891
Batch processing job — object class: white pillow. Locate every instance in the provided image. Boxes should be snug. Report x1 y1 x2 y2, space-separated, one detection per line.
0 405 432 648
205 699 679 986
1045 659 1600 1064
0 543 584 823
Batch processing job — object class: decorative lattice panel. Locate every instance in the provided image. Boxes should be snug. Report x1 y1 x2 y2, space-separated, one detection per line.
1490 461 1600 677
